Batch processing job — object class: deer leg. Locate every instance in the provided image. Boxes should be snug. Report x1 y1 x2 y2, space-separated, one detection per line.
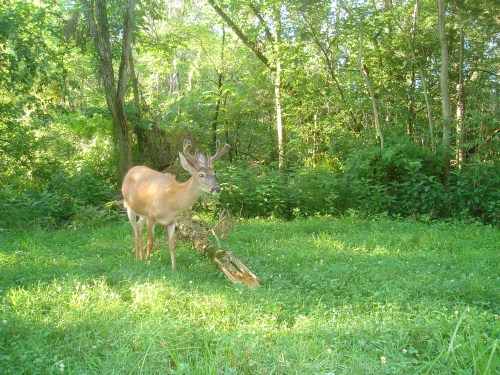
167 223 177 272
127 208 141 259
136 217 145 260
146 219 156 263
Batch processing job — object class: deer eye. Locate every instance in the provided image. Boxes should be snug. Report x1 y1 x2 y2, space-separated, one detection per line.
198 173 205 178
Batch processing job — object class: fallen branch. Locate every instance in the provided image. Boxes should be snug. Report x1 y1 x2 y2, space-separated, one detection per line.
175 212 259 289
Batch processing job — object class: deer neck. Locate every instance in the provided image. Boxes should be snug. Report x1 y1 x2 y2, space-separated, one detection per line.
171 177 203 211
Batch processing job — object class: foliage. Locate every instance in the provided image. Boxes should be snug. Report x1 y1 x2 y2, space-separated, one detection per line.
288 167 341 217
0 0 499 228
448 163 500 224
0 0 64 180
218 142 499 225
0 116 120 230
0 218 498 373
0 171 119 230
219 161 288 218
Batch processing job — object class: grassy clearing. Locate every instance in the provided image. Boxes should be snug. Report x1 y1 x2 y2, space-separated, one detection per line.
0 217 498 374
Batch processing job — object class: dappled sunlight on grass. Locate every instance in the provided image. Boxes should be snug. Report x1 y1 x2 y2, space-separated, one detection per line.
0 218 498 374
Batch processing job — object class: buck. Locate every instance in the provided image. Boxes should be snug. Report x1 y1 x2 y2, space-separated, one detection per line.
122 139 230 272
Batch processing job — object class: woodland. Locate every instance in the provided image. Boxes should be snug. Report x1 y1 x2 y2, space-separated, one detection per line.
0 0 499 228
1 2 499 373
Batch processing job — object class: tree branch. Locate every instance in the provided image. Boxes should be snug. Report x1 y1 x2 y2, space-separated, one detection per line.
176 213 260 288
207 0 273 71
248 2 273 41
117 0 135 105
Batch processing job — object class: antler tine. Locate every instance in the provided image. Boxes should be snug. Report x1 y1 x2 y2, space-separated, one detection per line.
182 139 192 153
182 139 199 163
208 140 230 166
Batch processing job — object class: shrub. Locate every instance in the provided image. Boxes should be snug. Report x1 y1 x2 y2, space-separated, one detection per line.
288 167 340 217
218 143 498 225
0 167 119 230
0 126 120 230
448 163 499 224
343 142 441 184
219 161 289 218
391 171 446 218
219 163 341 219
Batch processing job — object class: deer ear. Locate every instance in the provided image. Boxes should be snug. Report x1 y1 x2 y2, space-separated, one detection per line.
197 153 207 166
179 152 195 173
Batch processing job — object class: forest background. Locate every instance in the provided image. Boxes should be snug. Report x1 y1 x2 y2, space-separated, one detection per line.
0 0 498 229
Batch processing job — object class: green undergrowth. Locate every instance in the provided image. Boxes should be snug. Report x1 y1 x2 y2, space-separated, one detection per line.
0 217 498 374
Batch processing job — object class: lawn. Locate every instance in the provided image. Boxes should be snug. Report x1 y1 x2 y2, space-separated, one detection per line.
0 217 498 374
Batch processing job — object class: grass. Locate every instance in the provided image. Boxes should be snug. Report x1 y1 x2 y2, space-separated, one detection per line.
0 216 498 374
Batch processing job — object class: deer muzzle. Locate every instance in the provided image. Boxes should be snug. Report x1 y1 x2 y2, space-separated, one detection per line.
210 184 221 194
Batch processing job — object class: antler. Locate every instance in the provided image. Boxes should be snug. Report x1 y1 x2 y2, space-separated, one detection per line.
182 139 199 165
182 139 193 154
208 140 230 167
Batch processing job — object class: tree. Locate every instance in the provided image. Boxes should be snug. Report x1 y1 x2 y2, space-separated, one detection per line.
333 2 385 148
208 0 285 168
356 21 384 149
436 0 451 188
82 0 135 180
0 0 67 180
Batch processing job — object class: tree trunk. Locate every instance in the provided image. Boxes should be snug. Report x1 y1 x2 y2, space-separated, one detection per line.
212 74 223 147
208 0 285 167
128 48 145 159
358 22 384 149
393 0 435 151
116 0 134 172
207 0 272 71
82 0 134 181
407 0 418 138
299 13 361 132
456 17 465 167
128 43 173 170
273 14 284 169
211 28 226 148
175 214 259 289
407 64 416 137
419 65 436 152
437 0 452 188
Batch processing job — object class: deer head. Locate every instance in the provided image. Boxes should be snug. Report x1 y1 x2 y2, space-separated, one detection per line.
179 139 230 194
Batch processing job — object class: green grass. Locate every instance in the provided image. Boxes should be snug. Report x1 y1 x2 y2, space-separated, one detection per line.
0 217 498 374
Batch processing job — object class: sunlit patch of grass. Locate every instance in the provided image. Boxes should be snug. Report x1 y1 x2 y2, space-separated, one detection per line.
0 218 498 374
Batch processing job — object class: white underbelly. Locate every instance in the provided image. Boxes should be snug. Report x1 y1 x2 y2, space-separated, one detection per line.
127 204 177 226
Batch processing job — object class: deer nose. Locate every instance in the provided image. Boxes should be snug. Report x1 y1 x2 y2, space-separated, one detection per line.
211 185 221 194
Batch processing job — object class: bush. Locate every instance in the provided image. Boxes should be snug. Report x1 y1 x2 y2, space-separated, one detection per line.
219 163 341 219
340 143 441 217
5 133 495 228
219 161 289 218
343 142 441 184
448 163 499 224
390 171 447 219
0 123 120 230
0 167 119 230
288 167 340 217
218 144 498 225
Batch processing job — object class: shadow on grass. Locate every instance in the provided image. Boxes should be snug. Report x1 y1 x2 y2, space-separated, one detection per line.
1 218 498 310
0 218 498 373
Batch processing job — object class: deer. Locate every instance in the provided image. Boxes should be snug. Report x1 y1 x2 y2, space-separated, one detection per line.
121 139 230 272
